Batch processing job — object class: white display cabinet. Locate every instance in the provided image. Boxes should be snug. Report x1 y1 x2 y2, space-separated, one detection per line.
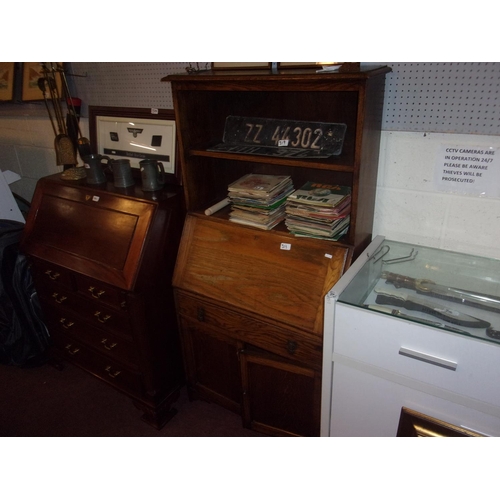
322 236 500 437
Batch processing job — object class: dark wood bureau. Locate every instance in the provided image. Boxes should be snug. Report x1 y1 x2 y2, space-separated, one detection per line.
20 174 185 429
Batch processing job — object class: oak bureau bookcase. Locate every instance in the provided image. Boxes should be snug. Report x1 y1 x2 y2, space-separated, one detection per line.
165 65 391 436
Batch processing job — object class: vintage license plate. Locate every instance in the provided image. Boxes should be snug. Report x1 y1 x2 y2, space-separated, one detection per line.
208 116 347 158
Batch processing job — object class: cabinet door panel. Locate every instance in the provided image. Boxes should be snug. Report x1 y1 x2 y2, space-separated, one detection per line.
240 350 321 437
180 318 242 413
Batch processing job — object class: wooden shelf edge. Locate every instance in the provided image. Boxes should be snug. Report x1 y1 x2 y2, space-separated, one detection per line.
190 149 355 173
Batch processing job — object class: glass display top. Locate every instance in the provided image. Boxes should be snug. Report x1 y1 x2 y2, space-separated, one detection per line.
337 238 500 345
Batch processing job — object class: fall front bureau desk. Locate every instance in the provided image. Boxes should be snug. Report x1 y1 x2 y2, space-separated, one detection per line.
322 236 500 437
20 174 185 429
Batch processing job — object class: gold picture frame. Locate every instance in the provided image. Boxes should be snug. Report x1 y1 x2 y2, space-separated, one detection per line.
0 62 16 102
21 62 63 101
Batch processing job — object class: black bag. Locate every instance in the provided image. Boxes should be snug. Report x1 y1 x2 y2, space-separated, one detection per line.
0 219 51 367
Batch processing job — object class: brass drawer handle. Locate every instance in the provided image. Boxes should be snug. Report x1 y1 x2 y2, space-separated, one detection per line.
52 292 67 304
88 286 105 299
45 270 60 281
94 311 111 323
105 366 121 378
60 317 75 329
65 344 80 355
101 338 117 351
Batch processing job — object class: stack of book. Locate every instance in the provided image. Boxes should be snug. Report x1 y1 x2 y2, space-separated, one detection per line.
228 173 295 230
285 181 351 240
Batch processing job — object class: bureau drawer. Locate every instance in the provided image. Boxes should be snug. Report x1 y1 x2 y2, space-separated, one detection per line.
41 298 134 343
30 258 75 290
74 274 129 311
36 281 79 310
48 312 139 368
41 294 133 339
52 331 143 396
334 304 500 408
176 292 322 369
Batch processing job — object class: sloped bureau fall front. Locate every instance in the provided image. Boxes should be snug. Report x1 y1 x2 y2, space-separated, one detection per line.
20 174 184 429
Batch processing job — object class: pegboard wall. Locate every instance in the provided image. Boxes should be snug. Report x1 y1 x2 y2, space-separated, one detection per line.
69 62 210 114
69 62 500 136
380 62 500 135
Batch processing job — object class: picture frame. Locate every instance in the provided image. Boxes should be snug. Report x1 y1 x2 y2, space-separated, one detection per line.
277 62 323 69
21 62 63 101
0 62 16 102
211 62 271 71
277 62 360 72
88 106 180 183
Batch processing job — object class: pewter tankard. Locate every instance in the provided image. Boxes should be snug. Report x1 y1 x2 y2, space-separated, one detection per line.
110 159 135 188
140 159 165 192
83 154 110 185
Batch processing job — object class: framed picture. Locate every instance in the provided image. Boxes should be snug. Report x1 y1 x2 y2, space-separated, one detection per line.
211 62 271 70
0 62 16 102
277 62 359 72
278 62 323 69
88 106 179 182
21 62 63 101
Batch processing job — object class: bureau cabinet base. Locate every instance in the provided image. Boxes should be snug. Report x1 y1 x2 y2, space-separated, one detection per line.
180 321 321 436
132 393 180 430
50 351 182 431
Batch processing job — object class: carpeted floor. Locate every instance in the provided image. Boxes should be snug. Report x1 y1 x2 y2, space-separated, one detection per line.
0 360 264 437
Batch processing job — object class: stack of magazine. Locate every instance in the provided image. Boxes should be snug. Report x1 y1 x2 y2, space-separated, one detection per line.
228 173 295 230
285 181 351 240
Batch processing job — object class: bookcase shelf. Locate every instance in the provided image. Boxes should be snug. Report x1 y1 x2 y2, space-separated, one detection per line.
189 148 356 172
166 66 391 436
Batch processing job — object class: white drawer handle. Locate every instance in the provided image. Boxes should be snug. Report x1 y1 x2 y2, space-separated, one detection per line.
398 347 457 371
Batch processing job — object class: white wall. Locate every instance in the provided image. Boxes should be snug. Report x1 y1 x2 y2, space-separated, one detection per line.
374 130 500 260
0 114 89 202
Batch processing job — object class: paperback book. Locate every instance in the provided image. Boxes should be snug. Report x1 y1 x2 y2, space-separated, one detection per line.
286 181 351 207
227 173 294 230
228 173 293 200
285 181 351 240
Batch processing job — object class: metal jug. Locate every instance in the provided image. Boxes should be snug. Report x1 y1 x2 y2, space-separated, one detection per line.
83 154 110 185
139 159 165 192
110 159 135 188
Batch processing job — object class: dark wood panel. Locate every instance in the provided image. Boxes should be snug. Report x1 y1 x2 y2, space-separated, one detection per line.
179 318 242 413
241 349 321 437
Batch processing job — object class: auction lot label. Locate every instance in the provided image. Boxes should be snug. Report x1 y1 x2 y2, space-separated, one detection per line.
435 144 500 197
